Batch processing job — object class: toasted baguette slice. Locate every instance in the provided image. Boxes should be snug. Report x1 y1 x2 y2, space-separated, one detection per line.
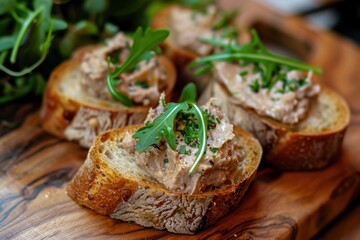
152 5 248 92
40 46 176 148
67 124 262 234
206 81 350 170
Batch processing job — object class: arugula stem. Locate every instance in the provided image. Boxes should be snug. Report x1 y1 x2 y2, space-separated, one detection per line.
0 51 8 65
197 36 231 48
1 21 54 77
188 102 208 174
10 8 42 64
193 53 322 74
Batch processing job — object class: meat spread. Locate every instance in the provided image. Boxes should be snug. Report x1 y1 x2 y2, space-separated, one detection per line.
64 107 146 148
79 33 167 106
170 6 232 56
123 98 244 194
214 62 320 124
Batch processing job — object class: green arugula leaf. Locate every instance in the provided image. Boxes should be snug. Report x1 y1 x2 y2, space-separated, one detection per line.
52 18 68 31
0 20 54 77
179 83 197 102
133 96 209 174
83 0 108 14
10 8 42 64
110 27 169 77
133 102 189 151
34 0 52 31
0 0 16 15
0 35 17 52
191 29 322 93
106 27 169 105
0 73 45 105
192 52 322 74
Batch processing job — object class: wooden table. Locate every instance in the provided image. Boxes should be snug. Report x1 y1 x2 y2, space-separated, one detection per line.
1 1 360 239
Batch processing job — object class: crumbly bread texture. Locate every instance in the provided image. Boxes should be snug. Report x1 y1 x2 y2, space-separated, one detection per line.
67 124 262 234
40 46 176 148
206 81 350 170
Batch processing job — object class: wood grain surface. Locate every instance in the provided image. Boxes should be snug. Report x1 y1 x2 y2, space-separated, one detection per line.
1 1 360 239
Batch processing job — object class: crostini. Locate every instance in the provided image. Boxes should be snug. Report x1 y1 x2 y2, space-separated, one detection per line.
194 30 350 170
41 28 176 148
67 95 262 234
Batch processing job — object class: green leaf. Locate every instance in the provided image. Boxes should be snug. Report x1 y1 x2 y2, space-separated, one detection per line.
0 0 16 15
0 20 54 77
179 83 197 102
83 0 108 14
133 102 189 151
192 29 322 93
10 8 42 64
111 27 169 77
193 62 213 75
73 20 99 35
0 35 17 52
106 58 134 107
132 98 209 174
52 18 68 31
104 22 119 35
107 27 169 104
34 0 52 31
197 36 231 48
192 52 322 74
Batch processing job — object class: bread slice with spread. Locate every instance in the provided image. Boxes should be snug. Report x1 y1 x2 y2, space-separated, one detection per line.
41 28 176 148
67 96 262 234
195 30 350 170
152 4 245 92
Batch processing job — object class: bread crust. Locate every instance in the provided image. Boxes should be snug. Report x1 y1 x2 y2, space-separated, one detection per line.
40 45 176 146
67 125 262 234
210 81 350 170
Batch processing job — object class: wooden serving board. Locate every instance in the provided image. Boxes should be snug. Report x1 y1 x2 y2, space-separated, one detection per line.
1 1 360 239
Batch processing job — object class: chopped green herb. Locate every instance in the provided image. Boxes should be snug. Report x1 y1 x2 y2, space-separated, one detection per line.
239 70 248 76
133 99 208 174
179 145 186 154
176 208 183 214
161 97 166 107
163 157 169 164
134 80 149 89
210 147 219 153
108 50 121 64
249 79 260 93
215 117 221 124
